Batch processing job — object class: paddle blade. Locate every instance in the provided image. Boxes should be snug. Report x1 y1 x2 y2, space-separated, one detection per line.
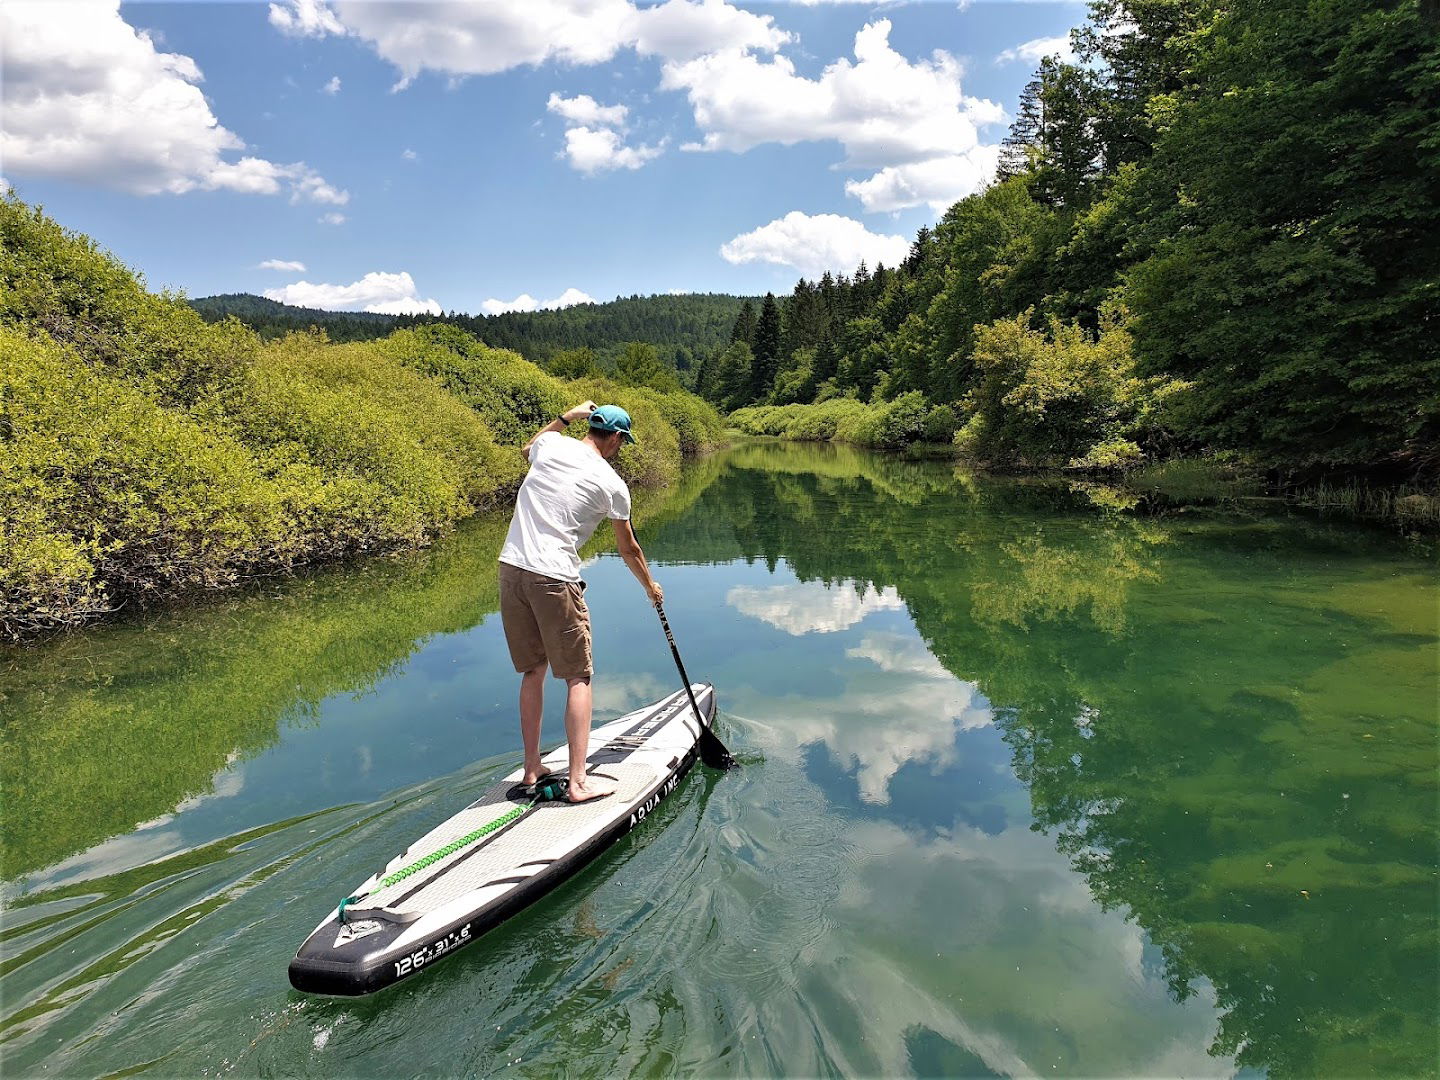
699 725 737 770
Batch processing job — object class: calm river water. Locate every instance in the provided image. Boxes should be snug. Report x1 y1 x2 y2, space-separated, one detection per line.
2 440 1436 1078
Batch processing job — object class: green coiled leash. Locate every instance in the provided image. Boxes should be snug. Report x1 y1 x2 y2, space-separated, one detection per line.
338 777 568 924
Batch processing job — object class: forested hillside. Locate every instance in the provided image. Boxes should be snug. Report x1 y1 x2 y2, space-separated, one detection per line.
716 0 1438 478
191 291 753 378
188 293 395 341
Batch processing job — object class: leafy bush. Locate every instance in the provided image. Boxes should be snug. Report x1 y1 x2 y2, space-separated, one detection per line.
2 328 282 636
874 392 930 449
639 389 725 455
785 399 868 441
728 405 789 436
1 193 257 406
965 305 1187 468
731 395 934 449
376 324 570 446
923 404 959 443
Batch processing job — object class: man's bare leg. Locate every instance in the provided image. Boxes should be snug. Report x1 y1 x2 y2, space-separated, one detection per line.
520 663 547 784
563 676 615 803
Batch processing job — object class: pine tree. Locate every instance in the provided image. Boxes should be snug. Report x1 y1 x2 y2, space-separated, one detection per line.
715 341 755 411
692 350 715 401
1035 59 1101 208
998 73 1045 182
903 226 932 275
730 299 757 348
782 279 824 359
751 292 783 400
812 332 839 387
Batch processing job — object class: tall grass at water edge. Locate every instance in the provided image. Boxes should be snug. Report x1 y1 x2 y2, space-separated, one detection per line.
1293 482 1440 531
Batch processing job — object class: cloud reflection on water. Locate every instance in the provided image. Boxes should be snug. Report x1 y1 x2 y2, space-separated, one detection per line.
742 628 992 805
727 578 905 635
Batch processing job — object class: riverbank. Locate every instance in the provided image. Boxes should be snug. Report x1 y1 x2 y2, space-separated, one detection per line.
728 411 1440 533
0 195 724 642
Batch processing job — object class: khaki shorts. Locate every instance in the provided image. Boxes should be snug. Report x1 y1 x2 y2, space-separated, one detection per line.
498 562 593 680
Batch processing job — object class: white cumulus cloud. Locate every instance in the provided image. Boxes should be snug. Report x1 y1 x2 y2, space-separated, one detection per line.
547 92 629 129
663 19 1001 164
721 211 910 279
562 127 664 174
996 34 1077 66
259 259 307 272
629 0 791 62
546 93 662 173
663 19 1004 210
318 211 346 225
322 75 341 94
263 271 441 315
401 148 418 161
0 0 348 204
267 0 343 37
264 0 786 86
481 288 597 316
844 147 1001 212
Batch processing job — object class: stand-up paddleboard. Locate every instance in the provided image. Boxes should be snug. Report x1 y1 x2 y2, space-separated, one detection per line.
288 683 717 996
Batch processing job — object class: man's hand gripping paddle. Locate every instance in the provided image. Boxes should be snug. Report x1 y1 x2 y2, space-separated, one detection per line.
655 600 736 770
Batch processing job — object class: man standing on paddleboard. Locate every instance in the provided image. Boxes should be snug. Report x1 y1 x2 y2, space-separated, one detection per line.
498 402 664 803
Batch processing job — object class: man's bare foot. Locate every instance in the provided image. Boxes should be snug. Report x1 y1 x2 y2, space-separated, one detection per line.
567 775 616 803
522 761 550 786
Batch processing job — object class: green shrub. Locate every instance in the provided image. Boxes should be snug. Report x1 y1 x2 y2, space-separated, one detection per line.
874 392 930 449
1 328 282 637
376 324 570 446
923 404 959 443
0 193 258 406
730 397 933 449
1068 437 1144 470
225 333 521 546
966 305 1188 467
729 405 789 436
785 399 867 441
953 412 987 457
638 389 725 455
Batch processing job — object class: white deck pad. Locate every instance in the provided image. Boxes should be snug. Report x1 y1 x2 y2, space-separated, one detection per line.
289 683 715 996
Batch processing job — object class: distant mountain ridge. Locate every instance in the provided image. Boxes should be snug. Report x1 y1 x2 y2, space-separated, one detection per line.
189 293 396 327
188 292 757 369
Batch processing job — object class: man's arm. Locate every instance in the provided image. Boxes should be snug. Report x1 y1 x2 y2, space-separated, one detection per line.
521 400 598 459
612 519 663 607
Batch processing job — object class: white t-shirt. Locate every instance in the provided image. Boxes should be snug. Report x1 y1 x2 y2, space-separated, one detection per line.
498 431 632 582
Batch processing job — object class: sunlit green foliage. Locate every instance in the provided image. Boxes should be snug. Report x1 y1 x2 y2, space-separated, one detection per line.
1 194 257 407
1124 0 1440 469
614 341 681 392
965 306 1187 467
1 328 278 637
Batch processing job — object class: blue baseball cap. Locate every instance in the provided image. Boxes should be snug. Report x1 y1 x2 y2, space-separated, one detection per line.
589 404 637 445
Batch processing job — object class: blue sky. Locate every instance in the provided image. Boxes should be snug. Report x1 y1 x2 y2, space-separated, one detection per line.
2 0 1086 315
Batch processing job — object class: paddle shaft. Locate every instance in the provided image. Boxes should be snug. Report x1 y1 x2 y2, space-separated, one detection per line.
655 600 735 769
655 602 702 717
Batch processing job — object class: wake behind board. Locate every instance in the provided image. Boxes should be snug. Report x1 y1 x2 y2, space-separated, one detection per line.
288 683 716 996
